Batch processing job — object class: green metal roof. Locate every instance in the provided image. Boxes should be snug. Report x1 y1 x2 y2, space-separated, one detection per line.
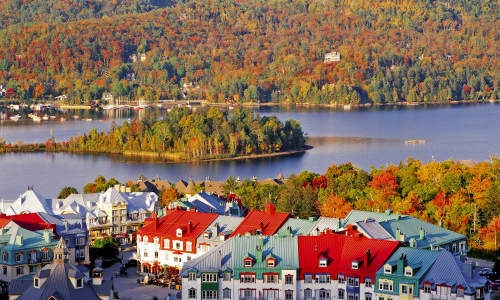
0 222 57 252
344 210 465 249
376 247 441 280
276 217 318 237
233 235 299 278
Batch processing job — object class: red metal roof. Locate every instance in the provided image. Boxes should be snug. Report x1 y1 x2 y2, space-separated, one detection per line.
229 203 290 237
138 209 218 247
298 232 400 282
0 213 55 232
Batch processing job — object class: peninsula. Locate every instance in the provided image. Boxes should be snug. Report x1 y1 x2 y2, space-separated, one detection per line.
0 107 308 162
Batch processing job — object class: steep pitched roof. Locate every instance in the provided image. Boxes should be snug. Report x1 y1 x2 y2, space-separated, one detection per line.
230 203 289 237
298 233 400 280
421 250 487 295
277 217 318 237
377 247 441 279
309 216 342 235
138 209 218 242
181 238 235 276
4 190 53 215
355 218 394 240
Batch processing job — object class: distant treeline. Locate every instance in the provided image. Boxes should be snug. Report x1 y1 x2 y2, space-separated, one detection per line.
0 108 306 159
0 0 498 103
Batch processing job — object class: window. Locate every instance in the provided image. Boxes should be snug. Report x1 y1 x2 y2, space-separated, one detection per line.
285 290 293 300
219 233 225 241
365 277 372 287
201 273 217 282
174 242 182 250
144 250 148 257
223 288 231 299
15 252 23 262
263 289 279 299
304 273 313 283
202 290 217 299
176 228 183 237
347 277 359 287
266 258 275 268
352 261 359 269
154 252 158 259
423 283 432 293
384 265 392 274
188 272 196 281
34 278 39 288
285 274 293 284
263 273 278 283
29 265 36 273
187 256 192 261
154 237 159 244
240 289 256 299
365 293 372 300
240 273 256 283
223 272 231 281
76 278 83 288
315 274 331 283
2 266 6 275
338 288 345 299
338 274 345 284
163 239 170 248
143 236 148 242
16 266 23 275
2 252 7 262
437 285 450 297
318 289 330 300
457 287 464 297
186 242 192 251
203 232 210 239
188 288 196 299
404 266 413 276
379 279 393 291
244 258 253 267
319 257 327 267
304 289 313 299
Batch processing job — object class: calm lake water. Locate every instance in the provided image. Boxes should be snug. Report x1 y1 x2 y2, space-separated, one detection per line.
0 103 499 199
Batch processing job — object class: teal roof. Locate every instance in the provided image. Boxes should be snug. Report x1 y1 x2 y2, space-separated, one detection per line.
277 218 318 237
0 222 57 252
377 247 441 280
344 210 466 249
233 235 299 278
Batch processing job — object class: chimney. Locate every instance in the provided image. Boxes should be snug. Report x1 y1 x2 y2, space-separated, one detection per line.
259 221 264 232
255 245 262 264
395 227 401 241
64 221 68 232
188 221 192 234
364 249 371 266
397 253 406 272
419 228 425 240
265 203 275 215
153 213 158 231
215 223 220 234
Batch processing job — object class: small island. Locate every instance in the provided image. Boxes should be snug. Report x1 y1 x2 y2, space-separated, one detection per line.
0 107 308 162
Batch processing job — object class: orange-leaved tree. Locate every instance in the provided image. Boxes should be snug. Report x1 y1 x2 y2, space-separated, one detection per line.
319 193 352 219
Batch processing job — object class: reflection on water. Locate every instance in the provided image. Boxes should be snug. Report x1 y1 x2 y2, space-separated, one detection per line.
0 103 499 198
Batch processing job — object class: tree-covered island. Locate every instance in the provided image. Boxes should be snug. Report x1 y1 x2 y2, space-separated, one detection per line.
0 107 307 161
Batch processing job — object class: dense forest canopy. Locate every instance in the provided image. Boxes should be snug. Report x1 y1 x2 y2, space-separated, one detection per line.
0 0 498 103
41 107 305 158
220 158 500 254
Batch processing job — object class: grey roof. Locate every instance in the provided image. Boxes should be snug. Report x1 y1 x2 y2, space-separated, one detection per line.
8 279 32 295
421 250 487 295
206 215 244 237
309 216 341 235
355 218 394 240
277 217 319 237
181 238 234 276
92 279 113 296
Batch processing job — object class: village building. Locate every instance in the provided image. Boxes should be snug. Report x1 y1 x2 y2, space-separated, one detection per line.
195 215 243 252
136 209 218 272
344 210 467 255
229 203 290 237
374 247 441 300
324 51 341 63
0 222 57 282
0 212 89 265
8 238 114 300
167 191 245 216
419 250 490 300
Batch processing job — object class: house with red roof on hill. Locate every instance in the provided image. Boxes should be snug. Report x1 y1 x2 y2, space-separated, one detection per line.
229 203 290 237
298 229 400 300
136 208 219 272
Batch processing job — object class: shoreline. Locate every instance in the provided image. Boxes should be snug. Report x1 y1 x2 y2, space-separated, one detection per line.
0 145 312 163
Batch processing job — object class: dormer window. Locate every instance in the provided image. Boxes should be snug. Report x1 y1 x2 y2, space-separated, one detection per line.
351 261 359 270
244 257 253 267
266 258 276 268
319 257 327 267
457 286 464 297
384 264 392 274
404 266 413 277
34 277 39 288
219 233 225 241
76 278 83 288
153 237 159 244
203 231 210 239
176 228 183 237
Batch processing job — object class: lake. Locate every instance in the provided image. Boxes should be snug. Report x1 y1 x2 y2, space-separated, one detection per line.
0 103 499 199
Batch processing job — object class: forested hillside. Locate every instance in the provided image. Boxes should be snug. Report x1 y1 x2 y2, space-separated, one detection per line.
0 0 498 103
